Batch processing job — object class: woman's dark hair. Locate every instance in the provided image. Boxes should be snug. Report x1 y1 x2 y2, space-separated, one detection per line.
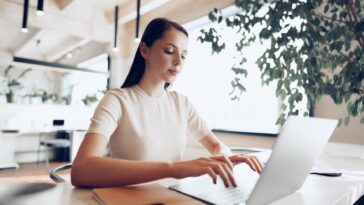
121 18 188 89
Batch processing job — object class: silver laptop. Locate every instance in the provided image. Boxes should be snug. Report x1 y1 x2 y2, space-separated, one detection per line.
169 116 338 205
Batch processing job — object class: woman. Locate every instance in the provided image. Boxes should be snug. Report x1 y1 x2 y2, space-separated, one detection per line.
71 18 262 188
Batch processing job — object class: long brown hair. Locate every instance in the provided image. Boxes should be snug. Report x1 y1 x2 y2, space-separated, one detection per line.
121 18 188 89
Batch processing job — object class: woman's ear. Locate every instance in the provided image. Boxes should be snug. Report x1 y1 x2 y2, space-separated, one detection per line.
139 42 149 59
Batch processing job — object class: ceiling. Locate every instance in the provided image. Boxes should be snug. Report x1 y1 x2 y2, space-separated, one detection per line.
0 0 235 68
0 0 175 66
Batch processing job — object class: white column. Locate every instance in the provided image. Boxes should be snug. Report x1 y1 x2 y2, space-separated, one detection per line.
108 56 132 89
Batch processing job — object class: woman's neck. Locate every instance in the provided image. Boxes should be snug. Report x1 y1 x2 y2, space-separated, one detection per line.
137 77 165 98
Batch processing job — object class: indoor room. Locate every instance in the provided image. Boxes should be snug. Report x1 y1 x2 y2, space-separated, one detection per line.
0 0 363 204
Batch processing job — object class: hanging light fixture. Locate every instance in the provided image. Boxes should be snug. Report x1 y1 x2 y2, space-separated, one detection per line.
36 0 44 16
135 0 141 43
21 0 29 33
113 5 119 52
66 52 73 58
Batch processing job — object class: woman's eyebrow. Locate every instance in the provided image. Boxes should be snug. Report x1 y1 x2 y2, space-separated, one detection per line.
165 43 188 54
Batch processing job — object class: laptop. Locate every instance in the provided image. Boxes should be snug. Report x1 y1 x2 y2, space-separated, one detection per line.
169 116 338 205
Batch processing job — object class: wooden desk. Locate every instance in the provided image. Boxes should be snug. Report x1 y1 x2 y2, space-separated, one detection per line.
3 142 364 205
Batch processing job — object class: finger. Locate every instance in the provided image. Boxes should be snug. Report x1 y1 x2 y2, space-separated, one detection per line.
241 156 258 172
252 156 264 172
206 167 218 184
250 156 263 173
221 163 237 187
210 157 236 186
212 156 234 171
257 157 265 169
229 155 259 173
247 156 262 174
211 163 230 188
229 154 245 166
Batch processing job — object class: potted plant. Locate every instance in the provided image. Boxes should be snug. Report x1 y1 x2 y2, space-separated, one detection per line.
62 94 72 105
81 94 98 106
35 89 59 104
200 0 364 126
1 65 32 103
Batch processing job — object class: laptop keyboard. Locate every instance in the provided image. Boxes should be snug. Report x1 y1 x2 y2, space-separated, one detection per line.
169 164 261 205
198 185 252 205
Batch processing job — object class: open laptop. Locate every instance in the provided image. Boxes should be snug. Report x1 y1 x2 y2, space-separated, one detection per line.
169 116 338 205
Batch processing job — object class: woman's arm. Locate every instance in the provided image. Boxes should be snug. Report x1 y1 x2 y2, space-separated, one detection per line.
71 133 174 188
199 133 232 156
71 133 237 188
199 133 263 173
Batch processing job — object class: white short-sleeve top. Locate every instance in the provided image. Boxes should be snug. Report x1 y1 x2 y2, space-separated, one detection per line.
87 85 211 162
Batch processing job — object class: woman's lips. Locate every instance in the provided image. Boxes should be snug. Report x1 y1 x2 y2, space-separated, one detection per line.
168 69 179 76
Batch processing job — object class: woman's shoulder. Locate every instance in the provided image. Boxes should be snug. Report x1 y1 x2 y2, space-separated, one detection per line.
103 87 136 101
106 87 126 95
167 90 189 102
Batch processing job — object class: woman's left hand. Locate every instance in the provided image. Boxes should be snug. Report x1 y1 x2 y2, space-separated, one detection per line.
228 154 264 174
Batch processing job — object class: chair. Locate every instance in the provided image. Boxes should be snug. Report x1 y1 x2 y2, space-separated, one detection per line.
37 130 71 168
50 163 72 183
48 142 111 183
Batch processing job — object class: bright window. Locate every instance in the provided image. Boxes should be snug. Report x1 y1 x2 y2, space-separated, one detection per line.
62 53 108 106
173 16 280 134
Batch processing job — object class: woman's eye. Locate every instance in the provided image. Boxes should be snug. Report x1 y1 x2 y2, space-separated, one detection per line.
165 50 174 54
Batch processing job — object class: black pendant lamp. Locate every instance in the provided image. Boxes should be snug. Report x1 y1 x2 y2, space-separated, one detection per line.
21 0 29 33
135 0 141 43
36 0 44 16
113 5 119 52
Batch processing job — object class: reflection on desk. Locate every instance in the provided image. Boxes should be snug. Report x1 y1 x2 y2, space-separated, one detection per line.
0 183 61 205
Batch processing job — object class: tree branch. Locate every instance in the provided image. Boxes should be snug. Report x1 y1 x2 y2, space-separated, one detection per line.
312 12 349 25
352 88 364 95
322 42 352 62
347 0 364 49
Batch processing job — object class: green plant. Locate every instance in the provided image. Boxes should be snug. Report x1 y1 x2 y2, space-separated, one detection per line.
1 65 32 102
62 95 72 105
41 91 57 103
29 89 59 103
82 94 98 106
199 0 364 126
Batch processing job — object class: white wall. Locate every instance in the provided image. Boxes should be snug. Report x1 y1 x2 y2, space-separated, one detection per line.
315 96 364 145
0 104 94 163
0 65 63 103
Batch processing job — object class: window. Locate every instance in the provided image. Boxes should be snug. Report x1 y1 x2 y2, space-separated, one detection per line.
62 53 108 106
78 53 109 73
172 14 280 134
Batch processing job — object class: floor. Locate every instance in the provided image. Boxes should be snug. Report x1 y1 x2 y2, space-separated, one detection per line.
0 162 70 184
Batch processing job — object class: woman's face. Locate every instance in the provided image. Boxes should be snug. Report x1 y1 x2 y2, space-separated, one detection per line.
141 27 188 84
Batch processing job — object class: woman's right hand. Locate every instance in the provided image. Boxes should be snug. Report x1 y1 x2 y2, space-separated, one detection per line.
170 156 236 188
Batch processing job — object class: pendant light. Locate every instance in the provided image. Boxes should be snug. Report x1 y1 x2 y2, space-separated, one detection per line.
36 0 44 16
113 5 119 52
135 0 141 43
21 0 29 33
